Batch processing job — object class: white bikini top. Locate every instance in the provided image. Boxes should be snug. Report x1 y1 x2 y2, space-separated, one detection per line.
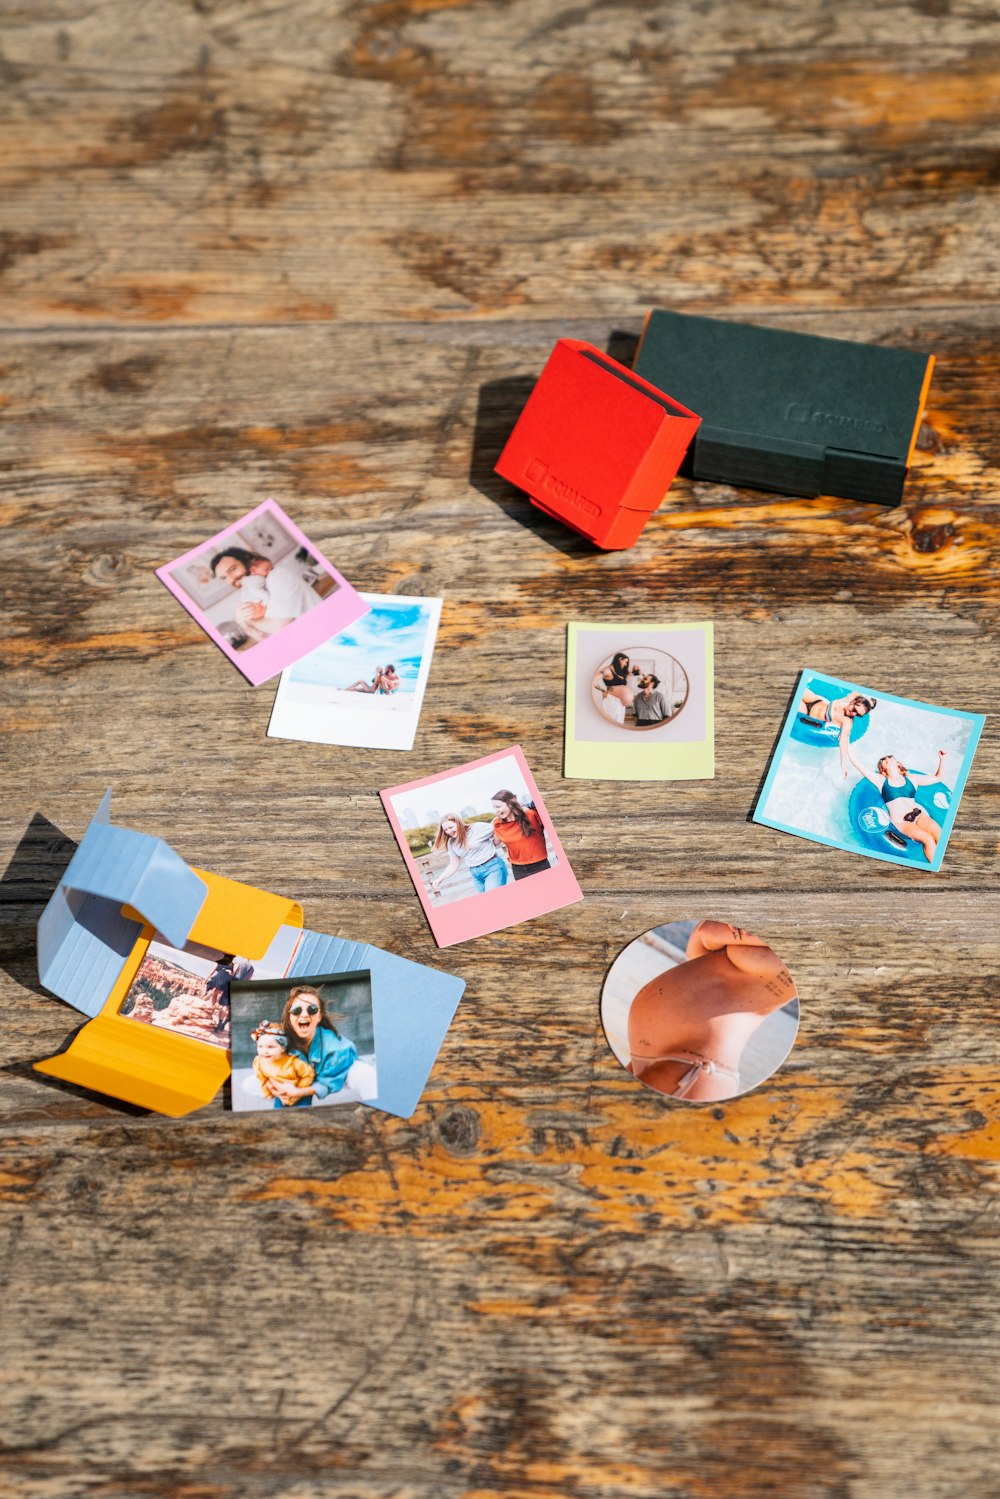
632 1053 741 1099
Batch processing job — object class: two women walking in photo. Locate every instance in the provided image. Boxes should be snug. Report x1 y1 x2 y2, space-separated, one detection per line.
429 789 553 901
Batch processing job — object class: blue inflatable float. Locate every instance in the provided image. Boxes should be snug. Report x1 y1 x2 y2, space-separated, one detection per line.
790 678 873 748
849 776 952 861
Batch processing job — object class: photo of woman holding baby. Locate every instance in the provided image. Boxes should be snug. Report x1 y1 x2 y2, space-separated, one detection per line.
228 973 378 1113
265 985 358 1107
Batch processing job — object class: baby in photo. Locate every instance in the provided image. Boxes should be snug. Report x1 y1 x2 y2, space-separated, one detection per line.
230 972 379 1112
211 546 322 642
156 498 369 686
251 1020 315 1108
602 919 800 1103
235 556 274 614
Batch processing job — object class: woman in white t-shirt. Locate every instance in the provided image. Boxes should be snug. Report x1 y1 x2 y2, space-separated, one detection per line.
429 813 509 898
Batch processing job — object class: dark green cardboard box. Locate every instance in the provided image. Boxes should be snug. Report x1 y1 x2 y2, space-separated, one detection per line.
633 310 935 506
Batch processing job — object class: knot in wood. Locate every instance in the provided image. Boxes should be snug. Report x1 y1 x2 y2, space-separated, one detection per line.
909 510 958 554
435 1104 480 1156
364 28 401 62
914 419 944 453
85 553 132 586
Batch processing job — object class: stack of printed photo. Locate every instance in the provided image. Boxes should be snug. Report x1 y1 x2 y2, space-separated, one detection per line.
158 499 443 753
34 793 465 1118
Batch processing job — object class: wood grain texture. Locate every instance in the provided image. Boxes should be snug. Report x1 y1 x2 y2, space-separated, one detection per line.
1 2 998 1497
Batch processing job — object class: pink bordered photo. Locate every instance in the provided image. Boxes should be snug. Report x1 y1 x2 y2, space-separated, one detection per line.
156 499 369 686
381 746 583 947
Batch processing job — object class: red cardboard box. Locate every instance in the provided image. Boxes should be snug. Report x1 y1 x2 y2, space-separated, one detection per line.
494 339 700 550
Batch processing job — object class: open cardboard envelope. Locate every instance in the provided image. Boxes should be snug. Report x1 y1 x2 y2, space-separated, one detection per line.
35 792 464 1118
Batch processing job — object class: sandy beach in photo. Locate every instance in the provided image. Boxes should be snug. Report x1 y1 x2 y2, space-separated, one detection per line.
268 592 441 751
283 680 414 713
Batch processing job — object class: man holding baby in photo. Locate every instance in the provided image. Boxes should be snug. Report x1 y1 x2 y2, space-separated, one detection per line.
211 546 323 642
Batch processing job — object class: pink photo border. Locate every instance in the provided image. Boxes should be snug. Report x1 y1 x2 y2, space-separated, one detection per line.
380 745 583 947
155 498 369 686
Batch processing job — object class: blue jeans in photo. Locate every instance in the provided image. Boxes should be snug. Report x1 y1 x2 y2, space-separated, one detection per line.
469 854 508 894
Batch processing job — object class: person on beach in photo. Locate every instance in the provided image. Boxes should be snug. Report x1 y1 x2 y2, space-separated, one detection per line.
632 674 670 725
627 920 797 1103
798 687 878 774
344 665 385 693
251 1020 315 1108
211 545 322 641
344 663 400 695
490 790 551 881
429 813 509 898
266 987 358 1107
847 746 948 863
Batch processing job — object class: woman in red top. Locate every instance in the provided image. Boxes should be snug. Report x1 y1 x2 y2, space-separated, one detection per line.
491 789 551 881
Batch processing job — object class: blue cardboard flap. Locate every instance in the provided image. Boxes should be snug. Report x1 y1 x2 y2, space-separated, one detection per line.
37 791 208 1018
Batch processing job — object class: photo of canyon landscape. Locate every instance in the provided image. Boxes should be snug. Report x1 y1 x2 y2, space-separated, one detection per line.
119 942 235 1049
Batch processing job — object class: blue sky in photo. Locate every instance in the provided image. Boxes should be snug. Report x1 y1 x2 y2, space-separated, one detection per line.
287 599 431 692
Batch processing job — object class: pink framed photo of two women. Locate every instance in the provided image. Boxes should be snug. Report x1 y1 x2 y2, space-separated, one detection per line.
380 747 583 946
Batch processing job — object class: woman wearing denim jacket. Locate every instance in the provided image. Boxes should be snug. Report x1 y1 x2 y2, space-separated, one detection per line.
267 986 358 1108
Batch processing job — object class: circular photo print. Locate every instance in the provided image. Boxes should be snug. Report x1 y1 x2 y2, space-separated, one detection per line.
591 647 689 731
601 919 800 1103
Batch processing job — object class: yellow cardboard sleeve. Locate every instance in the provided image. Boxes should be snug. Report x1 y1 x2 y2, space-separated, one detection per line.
35 870 303 1117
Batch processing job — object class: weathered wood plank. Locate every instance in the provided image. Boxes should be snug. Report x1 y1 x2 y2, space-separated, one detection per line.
1 2 999 1496
0 2 998 325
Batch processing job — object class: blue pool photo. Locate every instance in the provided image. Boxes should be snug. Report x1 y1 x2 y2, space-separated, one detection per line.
755 670 984 872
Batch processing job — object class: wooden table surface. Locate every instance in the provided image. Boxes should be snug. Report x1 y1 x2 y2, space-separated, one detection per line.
2 3 998 1496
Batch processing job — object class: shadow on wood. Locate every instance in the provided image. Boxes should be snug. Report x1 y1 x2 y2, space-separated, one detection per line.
468 374 600 559
0 814 155 1115
607 328 640 368
745 676 804 823
4 1047 153 1118
0 813 77 995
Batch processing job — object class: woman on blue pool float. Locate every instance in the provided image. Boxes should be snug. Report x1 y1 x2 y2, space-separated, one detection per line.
798 686 878 774
847 746 949 864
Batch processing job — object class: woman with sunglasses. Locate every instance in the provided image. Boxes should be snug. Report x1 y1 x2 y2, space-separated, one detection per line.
267 986 358 1107
797 688 877 774
847 745 948 864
